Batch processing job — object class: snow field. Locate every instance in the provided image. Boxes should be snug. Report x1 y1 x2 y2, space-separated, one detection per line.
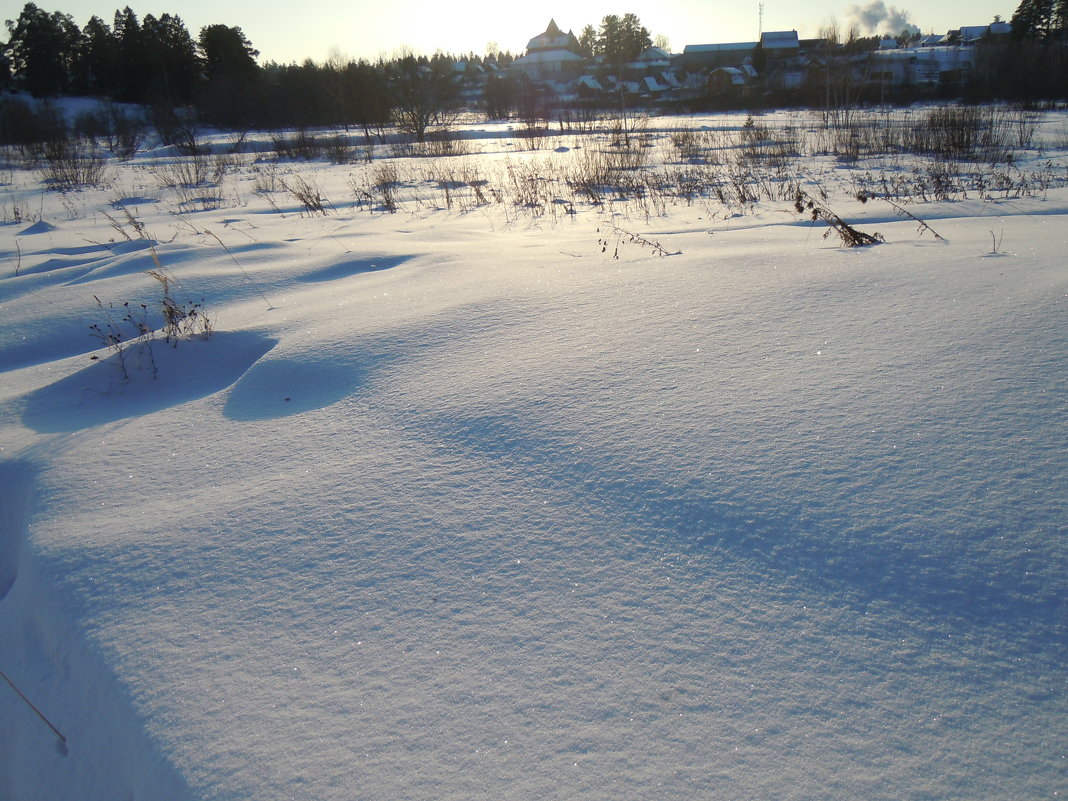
1 110 1066 800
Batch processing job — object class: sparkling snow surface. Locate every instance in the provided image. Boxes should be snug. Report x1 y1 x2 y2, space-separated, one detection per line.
1 112 1066 801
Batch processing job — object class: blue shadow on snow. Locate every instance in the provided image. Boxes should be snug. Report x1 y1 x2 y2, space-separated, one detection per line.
222 355 367 421
21 331 277 433
296 255 413 283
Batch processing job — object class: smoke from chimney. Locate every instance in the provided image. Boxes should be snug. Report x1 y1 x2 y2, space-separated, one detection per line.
847 1 921 36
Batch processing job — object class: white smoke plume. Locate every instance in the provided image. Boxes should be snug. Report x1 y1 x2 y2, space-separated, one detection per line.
847 1 921 35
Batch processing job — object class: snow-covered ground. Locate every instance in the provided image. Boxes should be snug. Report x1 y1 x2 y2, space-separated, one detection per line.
1 109 1066 801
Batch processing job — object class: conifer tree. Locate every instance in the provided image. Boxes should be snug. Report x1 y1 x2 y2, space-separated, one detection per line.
597 13 651 71
1011 0 1060 37
4 3 80 96
74 15 117 95
199 24 259 81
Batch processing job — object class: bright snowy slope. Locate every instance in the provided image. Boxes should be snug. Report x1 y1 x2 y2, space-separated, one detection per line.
1 177 1065 800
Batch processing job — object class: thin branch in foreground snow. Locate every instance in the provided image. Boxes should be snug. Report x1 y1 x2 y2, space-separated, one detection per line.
794 189 883 247
205 229 274 310
1 670 67 755
877 196 946 241
597 225 681 259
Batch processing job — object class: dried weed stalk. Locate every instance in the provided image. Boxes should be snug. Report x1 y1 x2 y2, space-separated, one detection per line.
794 189 883 247
597 224 681 259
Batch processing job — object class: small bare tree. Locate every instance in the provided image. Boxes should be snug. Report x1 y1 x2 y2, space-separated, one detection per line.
387 52 461 143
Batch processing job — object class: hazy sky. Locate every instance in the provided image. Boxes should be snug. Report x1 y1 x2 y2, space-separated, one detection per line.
23 0 1015 64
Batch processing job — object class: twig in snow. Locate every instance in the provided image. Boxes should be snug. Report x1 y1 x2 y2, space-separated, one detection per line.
597 224 681 259
1 670 67 755
877 196 946 241
794 189 883 247
205 229 274 310
989 228 1004 254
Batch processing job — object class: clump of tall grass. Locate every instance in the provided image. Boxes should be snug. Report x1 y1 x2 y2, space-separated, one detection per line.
349 162 402 213
271 129 322 161
669 124 704 162
812 105 1040 164
150 153 229 189
89 260 214 380
251 164 282 194
282 175 329 214
39 138 109 189
393 129 471 158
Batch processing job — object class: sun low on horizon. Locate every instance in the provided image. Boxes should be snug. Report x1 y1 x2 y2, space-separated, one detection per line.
29 0 1015 64
257 0 1010 64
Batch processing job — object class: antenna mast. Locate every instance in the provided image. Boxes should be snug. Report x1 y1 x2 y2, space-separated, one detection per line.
758 3 765 36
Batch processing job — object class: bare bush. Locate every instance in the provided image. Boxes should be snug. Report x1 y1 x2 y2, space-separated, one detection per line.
272 129 322 161
146 268 214 343
40 139 109 189
151 153 226 189
73 103 145 159
327 133 352 164
89 261 214 380
283 175 329 214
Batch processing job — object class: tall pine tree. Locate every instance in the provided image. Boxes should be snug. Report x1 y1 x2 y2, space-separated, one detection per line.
198 24 259 81
596 14 652 71
1010 0 1064 37
112 6 148 101
140 13 198 103
74 15 117 95
4 3 80 96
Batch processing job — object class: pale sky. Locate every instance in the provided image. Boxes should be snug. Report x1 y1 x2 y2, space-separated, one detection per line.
21 0 1016 64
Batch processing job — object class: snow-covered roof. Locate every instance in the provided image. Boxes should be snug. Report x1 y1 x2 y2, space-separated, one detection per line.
512 49 586 67
526 19 579 53
760 30 800 50
954 22 1012 41
685 42 757 54
639 75 669 92
635 46 671 63
712 67 748 85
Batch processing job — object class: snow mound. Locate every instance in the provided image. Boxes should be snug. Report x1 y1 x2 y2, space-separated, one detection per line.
18 220 56 236
21 331 276 432
223 348 369 420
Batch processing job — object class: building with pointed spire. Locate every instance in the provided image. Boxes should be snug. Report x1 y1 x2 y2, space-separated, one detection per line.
512 19 587 80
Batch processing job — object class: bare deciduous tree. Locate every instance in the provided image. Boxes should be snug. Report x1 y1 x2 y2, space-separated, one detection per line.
387 51 460 143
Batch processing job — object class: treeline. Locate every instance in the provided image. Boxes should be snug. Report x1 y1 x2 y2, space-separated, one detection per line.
1 3 531 136
1 3 260 103
3 1 1066 147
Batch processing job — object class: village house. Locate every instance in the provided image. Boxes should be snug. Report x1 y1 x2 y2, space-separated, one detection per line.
683 41 758 72
511 19 586 82
759 30 800 55
495 18 1013 109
